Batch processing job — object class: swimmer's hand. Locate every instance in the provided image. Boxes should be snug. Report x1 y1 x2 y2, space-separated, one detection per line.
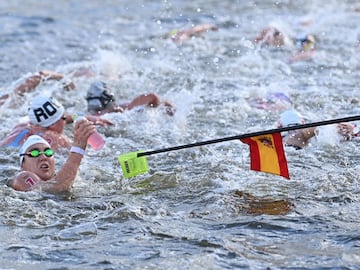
85 115 114 126
39 70 76 91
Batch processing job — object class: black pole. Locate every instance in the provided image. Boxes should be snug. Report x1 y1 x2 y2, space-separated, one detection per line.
137 115 360 157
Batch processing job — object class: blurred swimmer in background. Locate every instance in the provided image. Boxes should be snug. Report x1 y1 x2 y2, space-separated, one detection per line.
254 26 294 47
249 91 293 112
278 110 358 149
288 34 317 63
254 25 317 63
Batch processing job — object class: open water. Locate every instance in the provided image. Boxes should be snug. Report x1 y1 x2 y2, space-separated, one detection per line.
0 0 360 269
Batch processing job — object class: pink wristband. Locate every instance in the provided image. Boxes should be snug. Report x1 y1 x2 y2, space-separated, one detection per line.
70 146 85 156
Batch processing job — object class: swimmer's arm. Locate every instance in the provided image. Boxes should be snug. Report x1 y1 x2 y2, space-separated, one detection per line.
14 73 43 95
67 113 114 126
11 171 41 192
85 115 114 126
187 24 218 36
283 127 317 149
50 119 91 193
300 127 317 141
171 24 217 42
0 122 32 147
0 93 9 106
14 70 75 95
288 49 316 63
47 153 82 193
51 146 85 193
125 93 161 110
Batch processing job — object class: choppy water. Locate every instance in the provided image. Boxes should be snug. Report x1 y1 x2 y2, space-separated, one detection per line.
1 0 360 269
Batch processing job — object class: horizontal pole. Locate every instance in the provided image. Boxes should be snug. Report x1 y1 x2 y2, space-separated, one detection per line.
137 115 360 157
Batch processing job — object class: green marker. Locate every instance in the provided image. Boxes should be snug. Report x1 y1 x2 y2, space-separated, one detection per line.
118 151 149 178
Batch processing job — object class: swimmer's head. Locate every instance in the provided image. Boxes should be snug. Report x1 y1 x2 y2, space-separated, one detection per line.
256 27 284 46
297 34 316 51
278 110 305 127
19 135 51 165
255 25 294 47
86 81 116 113
28 96 65 127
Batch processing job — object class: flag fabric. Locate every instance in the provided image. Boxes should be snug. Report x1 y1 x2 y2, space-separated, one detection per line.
240 133 290 179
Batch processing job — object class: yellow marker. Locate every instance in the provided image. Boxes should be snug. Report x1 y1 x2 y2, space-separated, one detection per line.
118 151 149 178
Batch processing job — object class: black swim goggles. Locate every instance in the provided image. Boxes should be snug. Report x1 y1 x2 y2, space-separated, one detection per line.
86 90 116 109
20 148 54 158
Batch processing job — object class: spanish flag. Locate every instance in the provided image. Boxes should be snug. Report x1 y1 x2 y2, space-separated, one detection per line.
240 133 290 179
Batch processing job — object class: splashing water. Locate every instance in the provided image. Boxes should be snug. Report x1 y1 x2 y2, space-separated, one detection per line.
1 0 360 269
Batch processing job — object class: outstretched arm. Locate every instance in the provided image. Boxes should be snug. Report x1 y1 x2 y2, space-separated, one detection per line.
0 94 9 106
46 119 95 193
283 127 317 149
14 70 75 96
171 24 218 42
122 93 161 110
185 24 218 36
120 93 176 116
86 92 176 116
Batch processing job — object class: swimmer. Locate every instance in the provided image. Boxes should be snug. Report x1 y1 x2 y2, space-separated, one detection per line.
0 96 112 149
86 81 176 116
254 26 293 47
278 110 358 149
254 26 286 47
250 91 292 111
288 34 317 63
254 25 317 63
9 123 93 193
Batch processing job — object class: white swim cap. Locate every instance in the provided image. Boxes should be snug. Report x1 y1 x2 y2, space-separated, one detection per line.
19 135 51 165
279 110 304 127
28 96 65 127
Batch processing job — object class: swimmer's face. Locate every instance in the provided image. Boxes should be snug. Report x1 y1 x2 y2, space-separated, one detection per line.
21 143 56 181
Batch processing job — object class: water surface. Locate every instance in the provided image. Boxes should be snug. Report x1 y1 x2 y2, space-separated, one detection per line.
1 0 360 269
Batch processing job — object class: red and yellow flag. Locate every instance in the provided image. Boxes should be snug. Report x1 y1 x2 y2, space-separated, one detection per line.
240 133 290 179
